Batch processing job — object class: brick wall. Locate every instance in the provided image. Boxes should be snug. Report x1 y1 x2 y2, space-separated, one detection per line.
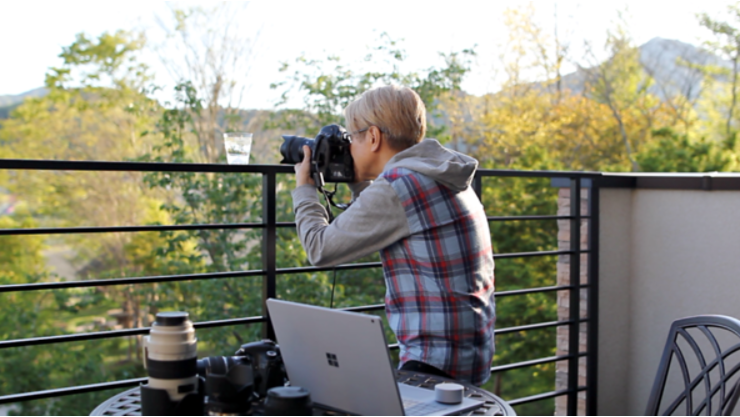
555 187 589 416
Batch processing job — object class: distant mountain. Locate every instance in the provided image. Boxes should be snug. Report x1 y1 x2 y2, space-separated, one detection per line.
558 37 729 100
0 87 48 119
0 87 48 107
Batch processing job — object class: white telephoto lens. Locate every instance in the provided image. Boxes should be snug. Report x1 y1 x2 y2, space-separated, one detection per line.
143 312 198 402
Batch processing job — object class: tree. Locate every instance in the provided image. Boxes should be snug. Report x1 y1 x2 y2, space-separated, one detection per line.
269 32 475 141
698 3 740 140
0 31 167 415
636 127 738 172
152 3 260 163
0 207 120 416
580 15 656 172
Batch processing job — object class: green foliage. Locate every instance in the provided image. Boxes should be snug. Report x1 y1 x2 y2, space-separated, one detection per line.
0 213 116 416
268 33 475 140
46 30 148 91
698 4 740 138
636 127 738 172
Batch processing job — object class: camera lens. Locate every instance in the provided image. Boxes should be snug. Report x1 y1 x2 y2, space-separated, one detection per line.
143 311 198 402
279 135 314 165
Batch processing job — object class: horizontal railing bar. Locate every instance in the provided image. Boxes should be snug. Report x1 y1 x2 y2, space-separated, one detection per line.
495 318 589 336
488 215 590 221
0 316 267 349
508 386 587 406
0 377 147 405
3 314 586 350
0 263 384 294
340 304 385 313
0 159 296 174
490 352 588 373
0 270 267 293
275 262 383 275
495 285 569 298
0 217 597 234
0 223 267 236
0 158 600 178
0 305 386 350
0 254 588 294
192 316 266 329
477 170 600 178
495 320 566 335
494 249 589 259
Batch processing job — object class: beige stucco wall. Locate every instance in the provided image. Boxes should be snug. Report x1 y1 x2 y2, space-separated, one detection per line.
598 188 740 415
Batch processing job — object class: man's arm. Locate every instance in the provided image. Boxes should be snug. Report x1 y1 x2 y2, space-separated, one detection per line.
292 180 409 267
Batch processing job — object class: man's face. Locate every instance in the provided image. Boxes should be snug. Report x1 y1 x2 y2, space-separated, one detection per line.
350 129 373 182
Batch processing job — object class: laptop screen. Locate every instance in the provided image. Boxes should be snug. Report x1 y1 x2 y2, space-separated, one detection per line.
266 299 405 415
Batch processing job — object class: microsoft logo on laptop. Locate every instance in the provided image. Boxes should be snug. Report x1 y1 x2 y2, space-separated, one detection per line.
326 352 339 367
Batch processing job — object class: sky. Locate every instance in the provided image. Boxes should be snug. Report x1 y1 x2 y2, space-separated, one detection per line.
0 1 735 110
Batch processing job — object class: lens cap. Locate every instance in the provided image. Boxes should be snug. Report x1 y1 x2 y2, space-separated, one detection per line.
264 386 312 416
154 311 190 326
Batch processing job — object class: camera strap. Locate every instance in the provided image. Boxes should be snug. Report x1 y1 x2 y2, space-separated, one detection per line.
311 170 336 223
312 169 352 223
312 171 339 308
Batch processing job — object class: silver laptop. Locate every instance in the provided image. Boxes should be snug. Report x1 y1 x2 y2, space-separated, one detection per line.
266 299 484 416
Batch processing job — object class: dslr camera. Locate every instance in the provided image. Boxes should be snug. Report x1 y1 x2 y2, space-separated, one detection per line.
197 340 287 415
141 312 287 416
280 124 354 184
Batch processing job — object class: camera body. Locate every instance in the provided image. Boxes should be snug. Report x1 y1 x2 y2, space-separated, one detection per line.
234 339 286 399
280 124 354 183
196 339 287 415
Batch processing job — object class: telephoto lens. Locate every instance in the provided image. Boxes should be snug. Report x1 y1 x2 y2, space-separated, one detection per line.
141 312 202 415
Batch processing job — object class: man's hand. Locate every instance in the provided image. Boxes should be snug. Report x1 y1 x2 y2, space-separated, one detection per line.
294 145 315 187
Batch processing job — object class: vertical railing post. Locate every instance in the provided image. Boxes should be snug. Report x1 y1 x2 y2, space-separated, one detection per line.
586 181 600 415
568 177 581 416
262 170 277 340
473 173 482 200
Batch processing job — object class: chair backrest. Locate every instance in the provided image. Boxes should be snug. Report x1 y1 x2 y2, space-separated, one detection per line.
646 315 740 416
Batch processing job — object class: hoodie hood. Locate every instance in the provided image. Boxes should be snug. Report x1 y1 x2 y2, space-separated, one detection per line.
382 139 478 192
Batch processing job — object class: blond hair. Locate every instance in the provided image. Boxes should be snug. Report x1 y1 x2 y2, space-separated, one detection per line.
344 85 427 150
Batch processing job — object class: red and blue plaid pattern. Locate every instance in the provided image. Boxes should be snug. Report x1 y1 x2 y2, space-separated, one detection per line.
379 167 496 385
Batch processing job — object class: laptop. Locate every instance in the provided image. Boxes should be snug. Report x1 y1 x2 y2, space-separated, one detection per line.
266 299 484 416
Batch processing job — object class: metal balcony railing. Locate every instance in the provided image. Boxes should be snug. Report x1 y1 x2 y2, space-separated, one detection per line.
0 159 601 415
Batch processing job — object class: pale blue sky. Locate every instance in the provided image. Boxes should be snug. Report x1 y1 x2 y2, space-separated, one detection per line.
0 1 734 109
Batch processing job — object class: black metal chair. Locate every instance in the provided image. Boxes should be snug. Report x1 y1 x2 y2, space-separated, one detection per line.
646 315 740 416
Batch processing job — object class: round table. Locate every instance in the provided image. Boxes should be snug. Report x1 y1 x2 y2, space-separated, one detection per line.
91 370 516 416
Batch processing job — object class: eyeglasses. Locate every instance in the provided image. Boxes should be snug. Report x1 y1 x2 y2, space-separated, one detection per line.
349 126 388 139
350 127 370 137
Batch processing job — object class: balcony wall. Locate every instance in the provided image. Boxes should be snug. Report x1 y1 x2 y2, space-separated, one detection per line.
597 176 740 415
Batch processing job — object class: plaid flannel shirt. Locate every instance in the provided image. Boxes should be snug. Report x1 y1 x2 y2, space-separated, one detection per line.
379 167 496 386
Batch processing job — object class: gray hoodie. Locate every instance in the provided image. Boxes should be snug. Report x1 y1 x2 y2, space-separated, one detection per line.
292 138 496 385
291 139 478 267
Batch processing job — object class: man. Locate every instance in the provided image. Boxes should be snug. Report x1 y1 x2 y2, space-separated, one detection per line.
292 85 495 385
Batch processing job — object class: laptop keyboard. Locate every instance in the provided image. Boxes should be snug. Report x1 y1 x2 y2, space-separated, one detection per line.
402 398 450 416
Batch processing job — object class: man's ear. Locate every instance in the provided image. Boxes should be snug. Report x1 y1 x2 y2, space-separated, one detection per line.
369 126 382 152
